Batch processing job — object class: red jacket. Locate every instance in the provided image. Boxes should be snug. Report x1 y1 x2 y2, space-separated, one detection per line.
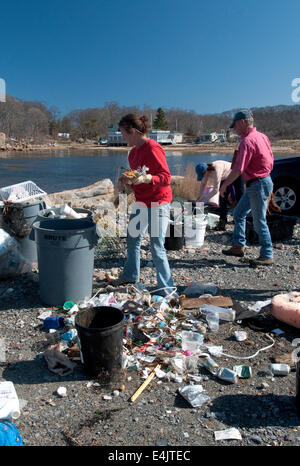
128 139 172 207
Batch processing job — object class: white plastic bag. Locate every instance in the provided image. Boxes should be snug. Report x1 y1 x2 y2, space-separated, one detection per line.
0 229 32 278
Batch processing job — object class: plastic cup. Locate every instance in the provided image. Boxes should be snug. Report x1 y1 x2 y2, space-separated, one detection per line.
181 331 204 352
206 312 219 332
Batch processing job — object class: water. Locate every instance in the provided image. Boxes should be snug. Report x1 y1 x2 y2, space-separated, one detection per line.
0 148 297 194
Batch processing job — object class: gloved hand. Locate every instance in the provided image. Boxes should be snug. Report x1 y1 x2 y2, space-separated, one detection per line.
130 174 152 185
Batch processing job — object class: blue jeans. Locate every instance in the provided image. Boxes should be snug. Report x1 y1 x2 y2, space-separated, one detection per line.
121 203 174 296
233 176 273 258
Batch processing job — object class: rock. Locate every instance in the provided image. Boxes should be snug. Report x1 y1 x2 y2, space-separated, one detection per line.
44 179 115 208
250 435 263 444
156 440 169 446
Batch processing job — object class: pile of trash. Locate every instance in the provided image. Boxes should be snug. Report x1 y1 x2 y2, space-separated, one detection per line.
35 281 282 409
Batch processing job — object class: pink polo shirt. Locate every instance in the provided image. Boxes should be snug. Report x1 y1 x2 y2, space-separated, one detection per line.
234 127 274 181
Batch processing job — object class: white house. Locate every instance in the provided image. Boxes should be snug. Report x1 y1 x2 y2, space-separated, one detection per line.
148 129 183 144
57 133 70 139
107 126 127 146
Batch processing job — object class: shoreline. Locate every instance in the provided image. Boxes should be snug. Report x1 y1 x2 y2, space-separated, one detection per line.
1 139 300 155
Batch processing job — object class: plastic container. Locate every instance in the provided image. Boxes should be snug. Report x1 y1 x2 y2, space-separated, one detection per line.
206 312 219 332
75 306 125 378
184 217 207 248
0 381 20 420
181 331 204 353
0 200 46 263
0 420 23 446
33 218 98 306
0 180 46 203
207 213 220 229
246 214 297 244
164 222 184 251
201 304 235 322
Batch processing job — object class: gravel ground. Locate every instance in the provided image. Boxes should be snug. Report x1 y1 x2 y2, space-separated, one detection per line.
0 213 300 448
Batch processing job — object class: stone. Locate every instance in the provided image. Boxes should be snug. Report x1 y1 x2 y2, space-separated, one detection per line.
250 435 263 444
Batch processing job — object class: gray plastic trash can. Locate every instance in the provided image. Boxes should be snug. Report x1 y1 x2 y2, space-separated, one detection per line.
0 200 46 263
33 218 98 306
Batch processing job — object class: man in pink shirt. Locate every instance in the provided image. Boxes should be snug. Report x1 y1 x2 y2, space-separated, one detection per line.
220 109 274 265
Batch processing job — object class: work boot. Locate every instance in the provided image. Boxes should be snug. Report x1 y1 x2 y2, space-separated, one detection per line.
249 257 274 266
222 245 245 257
214 219 227 231
109 277 137 286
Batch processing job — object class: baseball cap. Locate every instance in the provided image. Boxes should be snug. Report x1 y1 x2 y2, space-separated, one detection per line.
195 163 207 181
229 109 253 128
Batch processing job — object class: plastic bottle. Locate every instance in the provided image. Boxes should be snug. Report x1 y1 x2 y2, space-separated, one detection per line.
201 304 235 322
0 382 21 420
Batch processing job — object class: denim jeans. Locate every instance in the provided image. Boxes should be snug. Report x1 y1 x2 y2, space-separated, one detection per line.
233 176 273 258
121 203 174 296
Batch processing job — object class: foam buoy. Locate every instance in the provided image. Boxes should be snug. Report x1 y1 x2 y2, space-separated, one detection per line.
271 292 300 329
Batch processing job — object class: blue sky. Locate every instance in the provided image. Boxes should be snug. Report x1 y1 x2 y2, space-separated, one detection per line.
0 0 299 115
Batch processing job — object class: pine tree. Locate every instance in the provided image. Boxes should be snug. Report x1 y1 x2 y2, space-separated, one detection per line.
153 107 169 130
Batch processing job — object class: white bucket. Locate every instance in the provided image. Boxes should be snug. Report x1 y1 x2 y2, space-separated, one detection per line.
184 218 207 248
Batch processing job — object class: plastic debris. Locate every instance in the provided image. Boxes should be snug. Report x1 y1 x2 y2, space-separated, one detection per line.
43 316 65 330
183 282 218 298
234 331 248 341
0 228 32 278
214 427 242 441
56 387 67 398
178 385 210 407
248 299 271 313
181 331 204 353
201 304 235 322
0 420 23 446
0 382 21 420
233 365 252 379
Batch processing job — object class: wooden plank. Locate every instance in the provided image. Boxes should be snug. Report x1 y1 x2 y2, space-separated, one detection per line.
180 295 233 310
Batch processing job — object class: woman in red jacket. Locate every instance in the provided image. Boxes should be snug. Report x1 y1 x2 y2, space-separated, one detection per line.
111 114 174 297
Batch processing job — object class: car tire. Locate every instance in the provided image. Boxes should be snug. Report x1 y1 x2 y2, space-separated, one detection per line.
273 179 299 215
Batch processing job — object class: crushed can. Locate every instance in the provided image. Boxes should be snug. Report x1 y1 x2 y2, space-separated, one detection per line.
202 356 219 375
269 363 291 376
217 367 238 384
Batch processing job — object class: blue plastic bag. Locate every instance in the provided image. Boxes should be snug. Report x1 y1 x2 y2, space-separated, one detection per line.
0 420 23 446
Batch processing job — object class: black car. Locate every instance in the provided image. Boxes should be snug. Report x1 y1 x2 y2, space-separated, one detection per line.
271 156 300 214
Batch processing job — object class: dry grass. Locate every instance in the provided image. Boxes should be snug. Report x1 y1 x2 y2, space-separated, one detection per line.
171 164 200 201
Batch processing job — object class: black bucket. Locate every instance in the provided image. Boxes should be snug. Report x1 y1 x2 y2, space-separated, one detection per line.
164 222 184 250
75 306 125 378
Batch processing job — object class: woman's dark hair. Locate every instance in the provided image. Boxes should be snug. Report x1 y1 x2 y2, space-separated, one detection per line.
206 163 216 172
118 114 150 134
